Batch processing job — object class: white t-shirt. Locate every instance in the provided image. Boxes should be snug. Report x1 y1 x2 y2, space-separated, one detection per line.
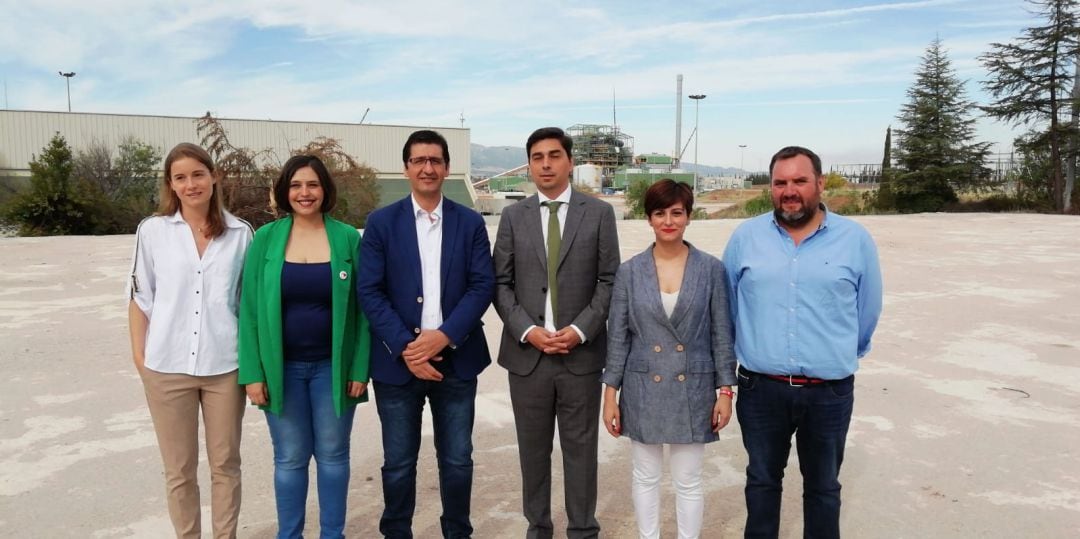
127 211 252 376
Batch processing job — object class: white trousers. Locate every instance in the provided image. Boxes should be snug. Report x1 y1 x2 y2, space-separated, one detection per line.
630 440 705 539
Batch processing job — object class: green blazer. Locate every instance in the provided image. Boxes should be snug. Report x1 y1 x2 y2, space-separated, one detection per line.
238 214 371 416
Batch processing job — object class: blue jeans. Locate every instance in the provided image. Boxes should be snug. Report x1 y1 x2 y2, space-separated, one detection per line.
736 370 854 539
373 371 478 539
264 360 357 539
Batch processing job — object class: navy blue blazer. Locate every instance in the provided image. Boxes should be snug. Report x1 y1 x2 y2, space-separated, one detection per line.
357 196 495 386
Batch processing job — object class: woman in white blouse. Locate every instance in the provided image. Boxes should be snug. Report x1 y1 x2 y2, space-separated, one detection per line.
127 143 252 539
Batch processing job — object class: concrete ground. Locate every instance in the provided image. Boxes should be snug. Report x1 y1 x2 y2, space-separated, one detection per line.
1 213 1078 538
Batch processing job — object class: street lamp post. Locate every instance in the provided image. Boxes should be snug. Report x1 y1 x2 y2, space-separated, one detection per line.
689 94 706 192
58 71 76 112
738 144 748 179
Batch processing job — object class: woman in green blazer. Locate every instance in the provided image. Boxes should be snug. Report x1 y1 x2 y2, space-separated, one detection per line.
238 155 370 539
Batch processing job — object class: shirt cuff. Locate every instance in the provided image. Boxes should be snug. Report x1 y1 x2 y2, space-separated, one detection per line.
520 325 538 343
570 324 586 344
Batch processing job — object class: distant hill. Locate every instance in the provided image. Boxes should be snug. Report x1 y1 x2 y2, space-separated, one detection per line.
471 144 526 177
470 144 746 178
679 163 747 177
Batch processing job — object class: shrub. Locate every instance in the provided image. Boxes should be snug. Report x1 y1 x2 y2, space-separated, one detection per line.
823 172 848 190
72 137 162 233
3 133 97 235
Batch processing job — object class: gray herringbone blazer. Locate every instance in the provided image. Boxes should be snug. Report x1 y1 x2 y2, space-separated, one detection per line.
601 244 737 444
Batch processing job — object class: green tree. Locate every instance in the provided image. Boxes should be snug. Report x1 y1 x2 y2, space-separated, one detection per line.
1013 130 1056 205
823 172 848 191
882 126 892 171
4 133 96 235
980 0 1080 212
624 179 650 218
73 137 162 233
114 137 162 207
892 37 992 212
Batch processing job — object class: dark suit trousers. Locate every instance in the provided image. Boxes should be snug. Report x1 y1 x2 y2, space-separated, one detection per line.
508 355 602 539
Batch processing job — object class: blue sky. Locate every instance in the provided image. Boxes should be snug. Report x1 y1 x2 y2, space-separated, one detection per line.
0 0 1041 171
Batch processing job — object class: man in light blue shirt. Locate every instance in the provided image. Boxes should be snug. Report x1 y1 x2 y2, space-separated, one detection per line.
722 146 882 539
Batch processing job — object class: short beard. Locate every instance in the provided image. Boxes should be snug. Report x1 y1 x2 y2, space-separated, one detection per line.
774 204 816 228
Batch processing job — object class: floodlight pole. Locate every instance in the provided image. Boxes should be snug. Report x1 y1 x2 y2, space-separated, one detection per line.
689 94 706 192
59 71 76 112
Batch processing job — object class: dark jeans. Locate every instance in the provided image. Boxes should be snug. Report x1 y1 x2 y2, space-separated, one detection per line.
736 369 855 539
373 371 478 539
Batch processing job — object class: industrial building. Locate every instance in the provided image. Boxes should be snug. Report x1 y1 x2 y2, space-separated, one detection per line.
565 123 634 186
0 110 475 208
475 123 634 195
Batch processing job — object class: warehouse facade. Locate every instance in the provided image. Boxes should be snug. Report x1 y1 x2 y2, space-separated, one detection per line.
0 110 475 208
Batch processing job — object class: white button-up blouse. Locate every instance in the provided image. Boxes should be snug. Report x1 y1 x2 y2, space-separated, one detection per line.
127 211 252 376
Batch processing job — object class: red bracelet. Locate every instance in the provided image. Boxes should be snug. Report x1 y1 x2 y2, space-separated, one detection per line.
719 388 735 398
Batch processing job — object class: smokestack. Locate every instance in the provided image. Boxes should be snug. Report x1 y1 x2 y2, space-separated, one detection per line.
675 74 683 167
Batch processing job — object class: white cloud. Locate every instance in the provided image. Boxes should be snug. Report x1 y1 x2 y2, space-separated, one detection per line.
0 0 1039 168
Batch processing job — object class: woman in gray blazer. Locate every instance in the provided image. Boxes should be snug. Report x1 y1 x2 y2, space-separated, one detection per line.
602 179 737 539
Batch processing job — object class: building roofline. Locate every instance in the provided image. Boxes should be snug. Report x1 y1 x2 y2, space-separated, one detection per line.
0 108 469 132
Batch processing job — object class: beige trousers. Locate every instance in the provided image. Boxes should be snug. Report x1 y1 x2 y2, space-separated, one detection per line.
142 368 245 539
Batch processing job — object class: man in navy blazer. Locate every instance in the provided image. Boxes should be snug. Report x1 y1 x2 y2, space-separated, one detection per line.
357 129 495 538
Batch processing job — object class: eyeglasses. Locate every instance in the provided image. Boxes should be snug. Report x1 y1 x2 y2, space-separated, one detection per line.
407 156 446 167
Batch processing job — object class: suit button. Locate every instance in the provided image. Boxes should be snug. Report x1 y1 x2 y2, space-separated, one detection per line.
417 296 424 303
414 327 421 334
676 344 685 352
677 374 686 382
539 315 545 321
653 374 662 383
542 287 547 293
653 345 661 353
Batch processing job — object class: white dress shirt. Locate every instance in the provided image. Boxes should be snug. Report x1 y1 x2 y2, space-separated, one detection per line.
521 187 587 343
127 211 252 376
412 195 444 330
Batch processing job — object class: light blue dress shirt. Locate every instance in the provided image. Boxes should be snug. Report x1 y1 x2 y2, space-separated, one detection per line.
722 209 882 380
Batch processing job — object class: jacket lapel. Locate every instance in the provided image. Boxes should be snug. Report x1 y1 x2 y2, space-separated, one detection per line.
263 217 290 360
668 244 702 332
524 195 548 271
556 190 585 269
327 217 352 367
641 246 679 336
397 197 424 288
440 199 458 288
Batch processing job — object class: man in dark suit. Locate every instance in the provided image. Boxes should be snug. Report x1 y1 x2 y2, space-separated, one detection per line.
357 129 495 539
493 127 621 539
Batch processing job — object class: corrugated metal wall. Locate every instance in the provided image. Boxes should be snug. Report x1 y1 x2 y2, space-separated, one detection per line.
0 110 471 177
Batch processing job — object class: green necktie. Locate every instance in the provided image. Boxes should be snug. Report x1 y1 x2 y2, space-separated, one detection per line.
543 200 563 326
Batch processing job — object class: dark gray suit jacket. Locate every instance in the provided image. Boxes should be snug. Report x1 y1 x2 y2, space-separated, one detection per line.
493 190 621 376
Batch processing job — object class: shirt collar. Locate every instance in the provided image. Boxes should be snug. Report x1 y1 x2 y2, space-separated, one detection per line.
164 210 248 229
411 194 444 220
537 186 572 206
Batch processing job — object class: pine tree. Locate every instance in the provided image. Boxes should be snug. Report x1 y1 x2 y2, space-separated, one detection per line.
980 0 1080 212
892 37 992 212
3 133 96 235
882 126 892 171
